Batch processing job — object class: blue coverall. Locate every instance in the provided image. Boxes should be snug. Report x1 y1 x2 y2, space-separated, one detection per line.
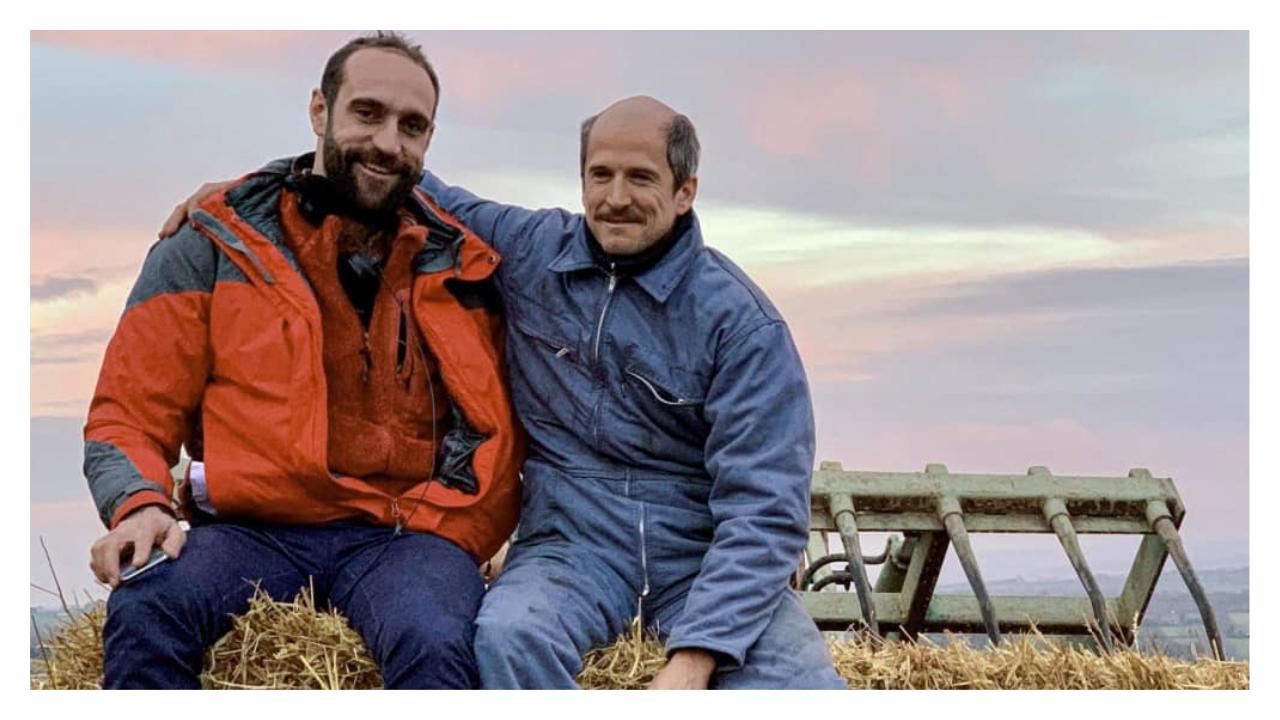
419 172 845 689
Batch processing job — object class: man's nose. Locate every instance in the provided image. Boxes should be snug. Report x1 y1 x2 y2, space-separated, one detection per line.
371 120 401 157
605 178 631 208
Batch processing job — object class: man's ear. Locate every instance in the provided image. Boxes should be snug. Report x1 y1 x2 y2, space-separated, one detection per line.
309 89 328 138
674 176 698 215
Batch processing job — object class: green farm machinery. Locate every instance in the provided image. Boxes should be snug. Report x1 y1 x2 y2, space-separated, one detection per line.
797 462 1224 659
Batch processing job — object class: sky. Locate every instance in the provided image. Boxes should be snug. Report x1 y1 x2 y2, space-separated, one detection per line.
28 30 1249 607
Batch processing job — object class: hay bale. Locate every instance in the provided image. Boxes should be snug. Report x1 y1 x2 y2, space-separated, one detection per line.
32 587 381 690
576 625 1249 690
32 593 1249 690
201 586 381 689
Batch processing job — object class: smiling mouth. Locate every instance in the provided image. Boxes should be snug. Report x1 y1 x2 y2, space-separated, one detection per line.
357 162 398 179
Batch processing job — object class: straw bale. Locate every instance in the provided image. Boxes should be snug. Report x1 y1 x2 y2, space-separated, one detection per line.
32 593 1249 690
32 587 382 690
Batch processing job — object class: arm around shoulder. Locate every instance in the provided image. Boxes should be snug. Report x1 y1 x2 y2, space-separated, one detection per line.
417 169 548 259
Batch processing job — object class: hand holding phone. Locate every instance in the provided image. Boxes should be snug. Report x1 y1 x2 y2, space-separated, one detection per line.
119 548 169 584
89 505 187 588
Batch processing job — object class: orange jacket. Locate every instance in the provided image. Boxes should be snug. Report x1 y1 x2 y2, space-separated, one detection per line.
84 160 523 562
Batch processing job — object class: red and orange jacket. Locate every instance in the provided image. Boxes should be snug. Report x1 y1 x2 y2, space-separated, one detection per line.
84 159 523 562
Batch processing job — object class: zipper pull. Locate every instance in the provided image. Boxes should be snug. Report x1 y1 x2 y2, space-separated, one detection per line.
607 262 618 293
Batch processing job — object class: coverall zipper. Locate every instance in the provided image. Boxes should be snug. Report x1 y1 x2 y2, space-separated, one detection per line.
639 503 650 599
589 265 620 449
592 264 619 366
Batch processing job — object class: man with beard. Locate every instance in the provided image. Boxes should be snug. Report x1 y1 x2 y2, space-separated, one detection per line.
84 32 522 689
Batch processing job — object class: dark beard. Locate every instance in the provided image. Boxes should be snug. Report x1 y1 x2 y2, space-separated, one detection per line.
321 135 419 216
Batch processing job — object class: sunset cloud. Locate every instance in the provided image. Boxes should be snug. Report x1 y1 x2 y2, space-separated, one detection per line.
30 275 97 302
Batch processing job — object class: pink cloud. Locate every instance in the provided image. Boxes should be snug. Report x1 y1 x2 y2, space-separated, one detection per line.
1103 222 1249 265
31 30 340 73
31 223 168 281
32 31 626 122
911 66 978 123
739 69 882 160
425 35 625 119
766 275 1062 385
732 61 990 181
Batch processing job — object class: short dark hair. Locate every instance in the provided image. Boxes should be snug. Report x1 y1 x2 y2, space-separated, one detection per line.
579 112 701 190
321 31 440 116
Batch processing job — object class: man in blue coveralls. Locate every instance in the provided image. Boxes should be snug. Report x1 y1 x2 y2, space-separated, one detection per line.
417 96 844 690
166 94 843 690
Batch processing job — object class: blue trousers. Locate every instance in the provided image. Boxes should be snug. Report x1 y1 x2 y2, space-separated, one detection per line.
473 471 845 689
103 520 485 689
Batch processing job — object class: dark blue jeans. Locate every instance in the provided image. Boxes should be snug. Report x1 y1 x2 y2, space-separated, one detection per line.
103 520 485 689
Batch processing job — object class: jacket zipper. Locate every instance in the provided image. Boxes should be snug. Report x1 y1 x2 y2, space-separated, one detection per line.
361 330 372 383
592 264 619 366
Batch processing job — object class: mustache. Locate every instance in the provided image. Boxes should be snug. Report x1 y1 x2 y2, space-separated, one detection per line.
595 211 644 223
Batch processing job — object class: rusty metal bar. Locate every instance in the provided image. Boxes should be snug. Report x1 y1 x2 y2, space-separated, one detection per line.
1043 496 1114 651
1146 500 1225 660
827 495 880 637
937 494 1002 645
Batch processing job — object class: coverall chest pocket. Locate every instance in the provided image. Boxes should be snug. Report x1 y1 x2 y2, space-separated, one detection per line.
617 356 709 456
513 316 576 360
511 314 594 384
509 281 598 382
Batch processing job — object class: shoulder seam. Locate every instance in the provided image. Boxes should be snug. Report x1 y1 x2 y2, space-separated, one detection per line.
720 318 784 356
702 247 778 321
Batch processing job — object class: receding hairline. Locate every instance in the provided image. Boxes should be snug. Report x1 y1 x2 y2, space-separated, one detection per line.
591 96 678 134
579 98 701 190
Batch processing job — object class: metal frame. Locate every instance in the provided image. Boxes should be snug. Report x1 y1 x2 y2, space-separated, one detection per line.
797 462 1223 658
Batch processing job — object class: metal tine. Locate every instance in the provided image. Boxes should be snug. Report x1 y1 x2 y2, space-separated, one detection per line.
1145 500 1225 660
827 494 880 639
937 494 1003 645
1041 491 1114 652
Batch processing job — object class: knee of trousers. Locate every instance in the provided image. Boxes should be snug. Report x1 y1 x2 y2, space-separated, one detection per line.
105 580 188 634
376 613 476 669
473 609 567 666
101 581 222 669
